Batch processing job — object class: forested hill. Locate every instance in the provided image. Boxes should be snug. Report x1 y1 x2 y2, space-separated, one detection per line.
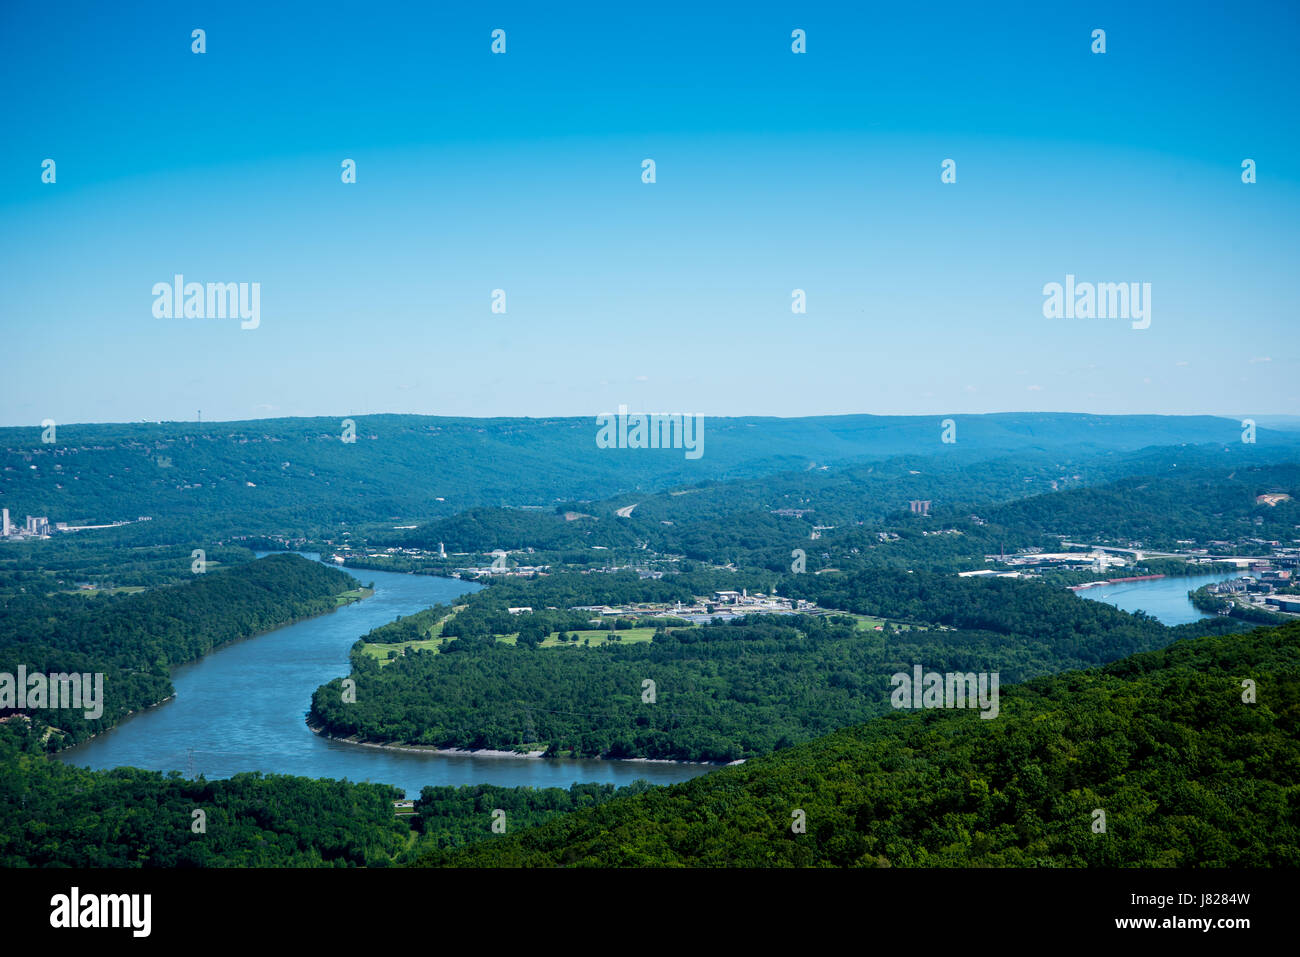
419 620 1300 867
979 463 1300 549
402 446 1300 559
0 554 358 747
3 413 1294 539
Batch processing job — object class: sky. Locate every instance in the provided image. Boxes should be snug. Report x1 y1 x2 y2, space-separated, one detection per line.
1 0 1297 426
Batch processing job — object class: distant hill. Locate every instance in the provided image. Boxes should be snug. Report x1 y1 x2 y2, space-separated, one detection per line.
1250 416 1300 433
404 443 1300 559
982 463 1300 549
2 413 1296 539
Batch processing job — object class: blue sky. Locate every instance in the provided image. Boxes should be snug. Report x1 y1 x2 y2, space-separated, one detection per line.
1 0 1297 425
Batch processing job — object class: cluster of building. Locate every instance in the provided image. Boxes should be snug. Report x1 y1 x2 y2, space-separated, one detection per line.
2 510 52 539
984 548 1128 573
1205 570 1300 615
572 588 816 626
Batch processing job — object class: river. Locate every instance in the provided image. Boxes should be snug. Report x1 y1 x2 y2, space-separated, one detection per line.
58 554 715 797
1073 571 1242 625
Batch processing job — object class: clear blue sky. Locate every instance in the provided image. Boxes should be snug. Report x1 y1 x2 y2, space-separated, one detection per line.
2 0 1297 425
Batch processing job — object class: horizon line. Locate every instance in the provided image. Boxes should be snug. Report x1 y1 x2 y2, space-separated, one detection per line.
2 409 1296 431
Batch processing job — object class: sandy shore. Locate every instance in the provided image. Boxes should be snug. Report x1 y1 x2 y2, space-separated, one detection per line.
308 725 546 759
623 756 745 766
308 723 736 765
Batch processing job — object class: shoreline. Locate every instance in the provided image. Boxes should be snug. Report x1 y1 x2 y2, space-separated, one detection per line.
307 723 739 766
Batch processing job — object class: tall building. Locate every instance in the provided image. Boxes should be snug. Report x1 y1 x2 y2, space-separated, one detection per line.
909 500 931 516
1 508 8 537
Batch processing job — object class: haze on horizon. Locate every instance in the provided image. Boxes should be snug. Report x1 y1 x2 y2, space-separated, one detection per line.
2 409 1297 434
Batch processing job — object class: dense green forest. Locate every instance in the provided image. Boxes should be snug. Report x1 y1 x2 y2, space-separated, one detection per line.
0 535 257 600
417 620 1300 867
309 568 1249 760
0 724 409 867
0 554 359 746
411 781 655 851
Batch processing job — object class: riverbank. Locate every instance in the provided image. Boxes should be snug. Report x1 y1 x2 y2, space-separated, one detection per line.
53 580 370 754
310 726 545 759
308 722 736 765
1070 574 1165 592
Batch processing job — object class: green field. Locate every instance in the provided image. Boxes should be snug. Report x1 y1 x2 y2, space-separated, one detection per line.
851 614 887 631
499 627 660 647
361 624 664 664
849 613 931 633
539 627 659 647
361 637 448 663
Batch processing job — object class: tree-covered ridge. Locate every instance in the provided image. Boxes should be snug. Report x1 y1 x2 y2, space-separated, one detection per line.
0 537 258 600
979 463 1300 549
309 568 1250 760
5 413 1296 541
418 620 1300 867
391 455 1300 582
0 554 359 747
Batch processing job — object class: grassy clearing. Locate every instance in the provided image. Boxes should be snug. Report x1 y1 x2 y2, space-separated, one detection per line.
361 637 447 663
59 585 148 597
361 624 665 664
336 587 374 606
539 627 659 647
852 614 888 631
848 614 929 632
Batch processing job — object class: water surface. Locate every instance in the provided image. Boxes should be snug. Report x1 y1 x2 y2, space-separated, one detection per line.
1074 571 1241 625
